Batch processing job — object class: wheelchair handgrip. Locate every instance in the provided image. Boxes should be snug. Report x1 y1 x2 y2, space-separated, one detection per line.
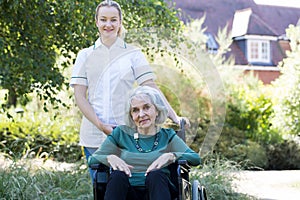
177 119 186 142
180 118 186 132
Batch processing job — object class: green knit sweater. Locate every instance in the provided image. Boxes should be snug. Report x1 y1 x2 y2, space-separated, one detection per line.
88 125 201 186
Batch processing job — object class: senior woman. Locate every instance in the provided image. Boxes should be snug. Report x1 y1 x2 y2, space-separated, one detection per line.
88 86 200 200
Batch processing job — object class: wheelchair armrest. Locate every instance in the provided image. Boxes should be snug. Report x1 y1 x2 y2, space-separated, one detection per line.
177 160 191 171
91 163 110 185
174 159 191 182
177 159 188 166
168 159 191 194
90 163 109 170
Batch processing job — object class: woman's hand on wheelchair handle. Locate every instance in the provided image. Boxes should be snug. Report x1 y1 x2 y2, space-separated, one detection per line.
107 155 134 177
178 117 191 129
145 153 176 176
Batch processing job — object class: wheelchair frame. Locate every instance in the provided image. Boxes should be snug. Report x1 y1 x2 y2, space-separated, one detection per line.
91 159 207 200
90 120 207 200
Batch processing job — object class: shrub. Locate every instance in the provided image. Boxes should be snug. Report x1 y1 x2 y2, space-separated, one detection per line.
227 141 268 169
0 104 81 162
213 126 268 169
225 79 281 144
271 25 300 136
266 138 300 170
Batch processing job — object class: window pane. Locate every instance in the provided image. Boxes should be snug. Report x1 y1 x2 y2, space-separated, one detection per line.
261 42 269 60
248 40 270 63
250 42 259 59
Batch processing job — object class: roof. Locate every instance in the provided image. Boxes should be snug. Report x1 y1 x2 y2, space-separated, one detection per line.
231 8 278 37
257 5 300 35
174 0 300 37
173 0 300 67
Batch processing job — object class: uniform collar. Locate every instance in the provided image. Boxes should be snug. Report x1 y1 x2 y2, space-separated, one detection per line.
94 37 127 49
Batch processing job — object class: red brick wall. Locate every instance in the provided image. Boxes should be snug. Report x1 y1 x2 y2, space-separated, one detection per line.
234 66 281 84
244 69 281 84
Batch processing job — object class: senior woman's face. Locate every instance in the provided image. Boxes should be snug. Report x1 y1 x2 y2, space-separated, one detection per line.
130 95 158 135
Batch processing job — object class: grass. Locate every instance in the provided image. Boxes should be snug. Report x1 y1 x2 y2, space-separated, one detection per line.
190 155 257 200
0 158 93 200
0 155 256 200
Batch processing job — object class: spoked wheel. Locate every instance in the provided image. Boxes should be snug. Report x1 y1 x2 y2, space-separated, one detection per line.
192 180 207 200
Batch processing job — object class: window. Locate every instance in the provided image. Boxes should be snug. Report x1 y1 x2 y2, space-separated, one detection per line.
205 33 219 54
247 40 270 63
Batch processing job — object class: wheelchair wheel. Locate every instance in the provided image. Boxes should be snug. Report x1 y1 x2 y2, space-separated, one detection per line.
192 180 207 200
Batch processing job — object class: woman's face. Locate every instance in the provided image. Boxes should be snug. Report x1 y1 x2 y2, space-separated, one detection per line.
96 6 121 40
130 95 158 134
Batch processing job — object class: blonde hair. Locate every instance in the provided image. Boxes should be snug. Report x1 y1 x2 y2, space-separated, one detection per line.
95 0 124 37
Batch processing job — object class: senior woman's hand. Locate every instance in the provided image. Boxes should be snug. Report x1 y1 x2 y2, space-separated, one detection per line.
145 153 176 176
107 155 134 177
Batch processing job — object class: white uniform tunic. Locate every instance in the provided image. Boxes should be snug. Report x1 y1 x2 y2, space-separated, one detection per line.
70 37 156 147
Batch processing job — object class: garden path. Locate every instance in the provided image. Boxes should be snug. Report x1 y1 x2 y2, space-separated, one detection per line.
233 170 300 200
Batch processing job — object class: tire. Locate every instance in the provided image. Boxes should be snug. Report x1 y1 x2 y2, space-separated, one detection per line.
192 180 207 200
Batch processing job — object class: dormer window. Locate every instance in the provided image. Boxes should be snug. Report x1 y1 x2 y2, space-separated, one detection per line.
205 33 219 54
247 39 270 63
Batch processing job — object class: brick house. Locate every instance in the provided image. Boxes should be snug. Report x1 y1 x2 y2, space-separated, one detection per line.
173 0 300 84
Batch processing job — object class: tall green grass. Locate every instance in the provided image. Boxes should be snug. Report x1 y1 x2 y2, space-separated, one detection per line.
190 155 257 200
0 155 256 200
0 160 92 200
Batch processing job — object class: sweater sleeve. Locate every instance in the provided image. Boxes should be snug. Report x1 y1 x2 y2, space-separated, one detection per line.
168 133 201 166
88 129 121 167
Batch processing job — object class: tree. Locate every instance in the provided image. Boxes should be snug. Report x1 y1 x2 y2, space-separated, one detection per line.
0 0 183 109
272 25 300 135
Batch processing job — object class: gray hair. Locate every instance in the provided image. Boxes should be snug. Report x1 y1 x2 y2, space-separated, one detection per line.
125 86 168 129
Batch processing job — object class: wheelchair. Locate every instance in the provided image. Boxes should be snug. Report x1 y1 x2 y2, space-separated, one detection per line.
90 120 207 200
